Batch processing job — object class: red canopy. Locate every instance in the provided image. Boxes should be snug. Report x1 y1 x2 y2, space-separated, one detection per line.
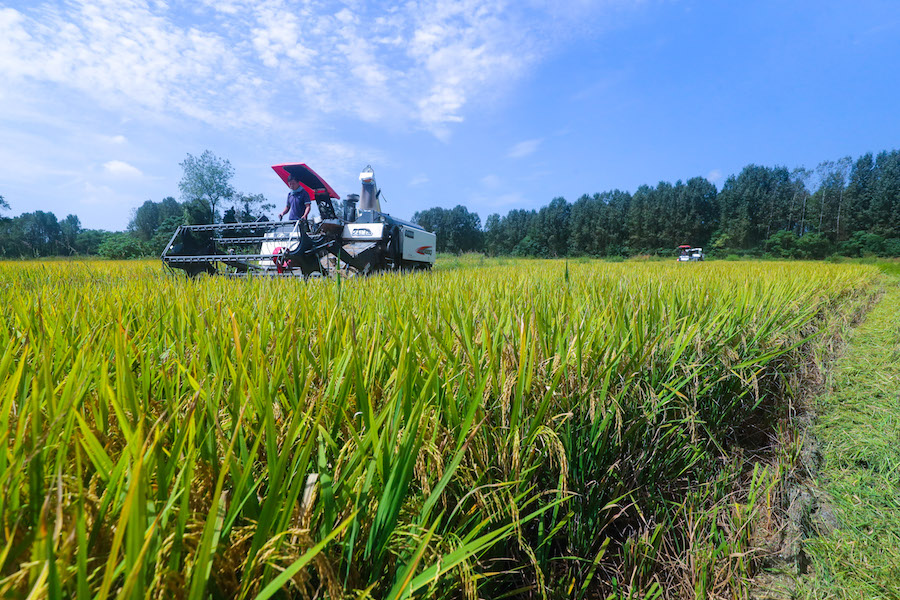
271 163 340 199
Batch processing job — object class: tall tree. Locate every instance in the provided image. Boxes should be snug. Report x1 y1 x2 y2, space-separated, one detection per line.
715 165 792 249
844 153 875 236
788 168 811 235
678 177 718 247
413 206 483 253
17 211 62 257
626 185 652 251
503 209 537 255
871 150 900 238
483 213 503 256
569 194 604 256
833 156 852 241
129 200 162 241
531 197 570 257
60 214 81 255
178 151 235 223
229 193 275 223
815 160 835 234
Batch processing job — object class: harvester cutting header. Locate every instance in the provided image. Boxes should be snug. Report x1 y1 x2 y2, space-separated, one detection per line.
161 164 436 277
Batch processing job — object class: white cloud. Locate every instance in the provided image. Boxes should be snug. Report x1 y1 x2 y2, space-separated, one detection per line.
480 174 501 188
0 1 272 129
0 1 632 139
103 160 143 177
706 169 723 183
489 192 525 207
81 181 118 205
100 134 128 144
408 174 430 186
507 139 541 159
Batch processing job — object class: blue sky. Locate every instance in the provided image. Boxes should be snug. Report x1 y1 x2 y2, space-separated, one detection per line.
1 0 899 231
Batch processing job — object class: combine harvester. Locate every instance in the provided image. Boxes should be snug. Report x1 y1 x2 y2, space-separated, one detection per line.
162 164 436 277
676 245 705 261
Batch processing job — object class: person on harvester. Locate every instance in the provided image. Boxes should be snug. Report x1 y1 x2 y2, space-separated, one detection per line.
278 173 311 223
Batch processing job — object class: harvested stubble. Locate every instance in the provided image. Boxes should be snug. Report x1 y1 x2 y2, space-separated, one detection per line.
0 259 879 599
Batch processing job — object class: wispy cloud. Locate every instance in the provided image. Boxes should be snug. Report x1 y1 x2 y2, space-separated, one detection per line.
480 174 502 188
80 182 118 206
408 174 430 187
489 192 526 208
706 169 723 183
100 134 128 145
103 160 143 177
0 1 620 138
507 139 541 159
0 1 271 128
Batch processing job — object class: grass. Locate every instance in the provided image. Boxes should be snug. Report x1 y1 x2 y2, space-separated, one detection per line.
796 268 900 598
0 258 882 599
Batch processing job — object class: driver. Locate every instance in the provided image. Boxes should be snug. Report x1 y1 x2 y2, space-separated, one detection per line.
278 174 311 222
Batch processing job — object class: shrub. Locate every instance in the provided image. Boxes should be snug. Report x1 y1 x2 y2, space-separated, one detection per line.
97 232 146 259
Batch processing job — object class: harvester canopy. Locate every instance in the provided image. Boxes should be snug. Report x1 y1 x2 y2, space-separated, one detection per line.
271 163 340 199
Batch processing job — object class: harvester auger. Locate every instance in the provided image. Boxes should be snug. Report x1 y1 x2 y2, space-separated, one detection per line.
161 164 436 278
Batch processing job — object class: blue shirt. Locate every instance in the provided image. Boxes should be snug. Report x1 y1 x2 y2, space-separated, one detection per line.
286 188 311 220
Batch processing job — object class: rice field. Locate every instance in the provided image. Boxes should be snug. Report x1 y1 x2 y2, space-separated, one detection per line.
0 258 881 599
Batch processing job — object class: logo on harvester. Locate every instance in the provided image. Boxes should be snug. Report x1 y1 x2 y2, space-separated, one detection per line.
416 246 433 255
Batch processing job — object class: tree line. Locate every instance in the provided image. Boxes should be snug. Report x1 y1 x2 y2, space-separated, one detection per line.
0 151 272 259
415 149 900 258
2 149 898 259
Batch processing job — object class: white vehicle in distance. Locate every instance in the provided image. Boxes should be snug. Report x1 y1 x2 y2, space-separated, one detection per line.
676 245 705 261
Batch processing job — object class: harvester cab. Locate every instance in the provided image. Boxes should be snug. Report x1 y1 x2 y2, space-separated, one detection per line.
161 164 436 277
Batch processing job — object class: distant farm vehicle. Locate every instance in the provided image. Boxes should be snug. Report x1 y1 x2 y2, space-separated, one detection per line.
677 245 705 261
161 164 436 277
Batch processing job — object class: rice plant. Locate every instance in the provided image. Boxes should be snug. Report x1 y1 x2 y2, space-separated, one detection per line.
0 259 880 599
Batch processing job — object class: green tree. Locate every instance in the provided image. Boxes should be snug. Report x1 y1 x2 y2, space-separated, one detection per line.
839 231 885 257
626 185 652 251
871 150 900 238
129 200 162 241
715 165 792 251
17 211 62 257
76 230 113 255
413 206 483 254
484 213 502 256
765 230 798 258
677 177 718 248
795 233 832 259
178 150 235 223
569 193 605 256
500 209 537 254
231 192 275 223
183 198 213 225
843 153 876 236
605 190 630 255
788 167 812 235
530 197 570 257
0 196 13 257
98 233 146 259
60 214 82 255
833 156 852 241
